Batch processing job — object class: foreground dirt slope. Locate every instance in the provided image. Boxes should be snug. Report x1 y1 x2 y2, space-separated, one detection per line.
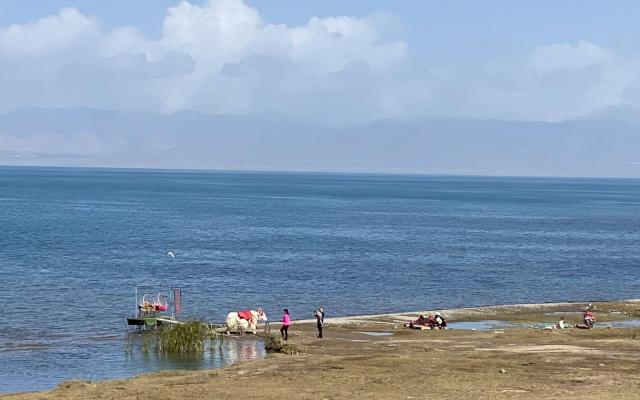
5 301 640 400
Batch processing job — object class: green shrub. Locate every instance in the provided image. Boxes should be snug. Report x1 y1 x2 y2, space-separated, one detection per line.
264 335 303 355
156 321 217 353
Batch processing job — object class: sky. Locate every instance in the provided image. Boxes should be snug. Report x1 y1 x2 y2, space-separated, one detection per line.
2 0 640 123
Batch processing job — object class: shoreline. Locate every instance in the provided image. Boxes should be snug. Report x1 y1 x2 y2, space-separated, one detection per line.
3 299 640 399
289 298 640 325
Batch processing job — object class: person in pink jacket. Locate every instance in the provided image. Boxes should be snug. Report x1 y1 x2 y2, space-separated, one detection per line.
280 309 291 340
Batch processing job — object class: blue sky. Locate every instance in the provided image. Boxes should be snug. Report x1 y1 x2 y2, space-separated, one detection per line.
1 0 640 122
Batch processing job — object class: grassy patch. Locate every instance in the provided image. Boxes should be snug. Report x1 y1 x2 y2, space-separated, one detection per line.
264 335 303 355
155 321 219 353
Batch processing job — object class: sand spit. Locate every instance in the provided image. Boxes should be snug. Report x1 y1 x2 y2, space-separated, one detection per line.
295 298 640 325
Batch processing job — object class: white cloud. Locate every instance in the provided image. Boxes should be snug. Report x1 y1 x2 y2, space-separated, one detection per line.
0 7 99 58
532 40 608 74
153 0 406 77
1 1 640 123
0 0 409 120
99 27 148 58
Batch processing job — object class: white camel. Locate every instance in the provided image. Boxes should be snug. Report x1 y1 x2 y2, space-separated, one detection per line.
224 308 267 335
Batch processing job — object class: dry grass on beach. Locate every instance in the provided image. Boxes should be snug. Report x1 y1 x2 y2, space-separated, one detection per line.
4 301 640 400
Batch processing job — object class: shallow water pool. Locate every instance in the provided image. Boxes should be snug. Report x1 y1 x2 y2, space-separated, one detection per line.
358 331 394 336
599 319 640 328
447 320 515 330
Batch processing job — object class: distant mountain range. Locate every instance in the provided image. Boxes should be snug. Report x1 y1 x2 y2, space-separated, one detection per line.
1 105 640 177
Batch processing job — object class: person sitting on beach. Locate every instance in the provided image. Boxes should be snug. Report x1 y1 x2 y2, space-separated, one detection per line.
406 314 428 328
543 317 567 331
558 316 567 329
434 312 447 329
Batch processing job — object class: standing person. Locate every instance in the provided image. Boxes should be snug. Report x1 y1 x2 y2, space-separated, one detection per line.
583 309 595 328
314 306 325 338
280 309 291 340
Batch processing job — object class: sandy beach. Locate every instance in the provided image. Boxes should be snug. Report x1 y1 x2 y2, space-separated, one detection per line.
3 300 640 400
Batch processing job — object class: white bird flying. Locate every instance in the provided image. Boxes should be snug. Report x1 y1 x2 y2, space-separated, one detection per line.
166 251 175 258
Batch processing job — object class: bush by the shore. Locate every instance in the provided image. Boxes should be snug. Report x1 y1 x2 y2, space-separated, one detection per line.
156 321 218 353
264 335 303 355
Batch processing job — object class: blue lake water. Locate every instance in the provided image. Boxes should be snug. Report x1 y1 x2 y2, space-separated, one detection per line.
1 166 639 392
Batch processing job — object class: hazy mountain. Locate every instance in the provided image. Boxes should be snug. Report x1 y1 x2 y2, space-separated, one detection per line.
576 104 640 124
1 106 639 177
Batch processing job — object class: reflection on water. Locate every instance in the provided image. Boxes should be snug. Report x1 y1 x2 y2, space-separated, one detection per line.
0 333 265 393
124 333 264 371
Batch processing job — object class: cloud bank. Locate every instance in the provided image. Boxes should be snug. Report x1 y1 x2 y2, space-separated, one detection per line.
1 0 640 122
0 1 407 122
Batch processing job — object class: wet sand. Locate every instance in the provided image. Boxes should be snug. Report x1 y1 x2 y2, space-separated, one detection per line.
3 300 640 399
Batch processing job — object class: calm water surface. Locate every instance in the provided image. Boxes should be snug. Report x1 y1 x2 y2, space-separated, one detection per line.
1 167 639 392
